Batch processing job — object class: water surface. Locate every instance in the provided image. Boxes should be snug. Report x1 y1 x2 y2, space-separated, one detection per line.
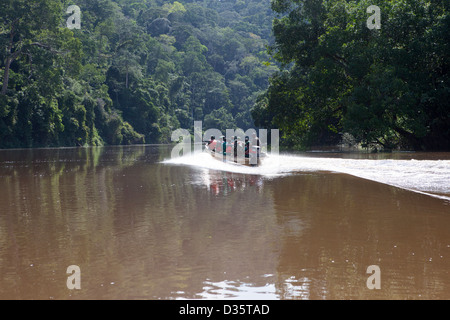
0 145 449 299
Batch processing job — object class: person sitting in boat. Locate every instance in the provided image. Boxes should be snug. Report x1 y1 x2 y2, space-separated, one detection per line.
222 136 227 156
245 136 250 158
251 133 261 158
207 136 217 152
233 136 238 162
226 138 232 155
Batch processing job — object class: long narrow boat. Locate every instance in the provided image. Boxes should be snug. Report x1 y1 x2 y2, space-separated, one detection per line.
204 143 266 167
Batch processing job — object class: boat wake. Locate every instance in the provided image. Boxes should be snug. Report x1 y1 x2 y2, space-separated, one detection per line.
164 152 450 201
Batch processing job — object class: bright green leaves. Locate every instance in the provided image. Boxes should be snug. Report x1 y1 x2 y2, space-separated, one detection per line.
0 0 282 148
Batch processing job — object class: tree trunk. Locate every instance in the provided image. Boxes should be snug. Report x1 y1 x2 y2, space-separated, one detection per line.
394 126 423 150
1 50 23 95
1 21 19 95
1 57 12 95
125 65 129 89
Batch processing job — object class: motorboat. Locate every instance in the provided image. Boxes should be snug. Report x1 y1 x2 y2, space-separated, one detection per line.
204 142 266 167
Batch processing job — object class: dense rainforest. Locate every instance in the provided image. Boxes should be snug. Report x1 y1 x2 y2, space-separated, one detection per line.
0 0 277 148
1 0 449 151
253 0 449 151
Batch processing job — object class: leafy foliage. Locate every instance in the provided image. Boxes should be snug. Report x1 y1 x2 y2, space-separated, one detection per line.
253 0 450 151
0 0 277 148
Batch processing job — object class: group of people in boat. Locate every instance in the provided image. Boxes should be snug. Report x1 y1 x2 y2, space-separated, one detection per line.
206 134 261 164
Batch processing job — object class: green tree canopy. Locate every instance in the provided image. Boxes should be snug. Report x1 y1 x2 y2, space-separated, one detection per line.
253 0 450 151
0 0 278 148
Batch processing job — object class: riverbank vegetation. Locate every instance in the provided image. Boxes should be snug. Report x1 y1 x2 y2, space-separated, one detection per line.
1 0 449 151
0 0 277 148
253 0 449 151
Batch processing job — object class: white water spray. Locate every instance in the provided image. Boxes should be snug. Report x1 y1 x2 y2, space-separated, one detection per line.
164 152 450 201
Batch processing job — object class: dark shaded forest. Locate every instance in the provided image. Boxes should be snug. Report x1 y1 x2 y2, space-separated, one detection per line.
253 0 449 151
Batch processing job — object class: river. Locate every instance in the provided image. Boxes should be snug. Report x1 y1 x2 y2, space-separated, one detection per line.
0 145 449 299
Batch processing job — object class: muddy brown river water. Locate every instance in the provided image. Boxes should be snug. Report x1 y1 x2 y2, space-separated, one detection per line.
0 145 449 299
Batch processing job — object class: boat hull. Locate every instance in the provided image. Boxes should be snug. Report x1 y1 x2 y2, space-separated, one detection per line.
204 146 265 167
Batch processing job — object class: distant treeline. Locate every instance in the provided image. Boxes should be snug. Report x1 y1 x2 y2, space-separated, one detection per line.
0 0 277 148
